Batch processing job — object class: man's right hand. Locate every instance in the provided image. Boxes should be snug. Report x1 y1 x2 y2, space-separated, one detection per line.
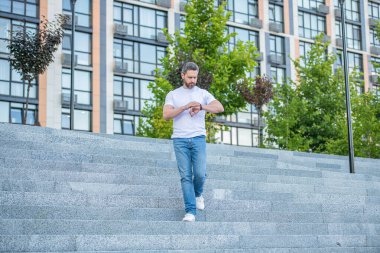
183 101 201 111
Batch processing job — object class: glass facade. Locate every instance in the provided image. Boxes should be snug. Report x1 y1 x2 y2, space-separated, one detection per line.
227 0 258 25
0 0 376 146
61 0 92 131
335 22 361 50
298 12 326 39
63 0 92 27
269 2 284 32
113 1 166 136
0 0 39 18
0 1 39 125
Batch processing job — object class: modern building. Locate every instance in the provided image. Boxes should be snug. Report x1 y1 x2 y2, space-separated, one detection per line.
0 0 379 147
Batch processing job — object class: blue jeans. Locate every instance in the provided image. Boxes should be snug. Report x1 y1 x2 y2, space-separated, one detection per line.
173 135 207 215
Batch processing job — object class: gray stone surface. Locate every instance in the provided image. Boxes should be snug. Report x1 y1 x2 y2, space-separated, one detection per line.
0 123 379 252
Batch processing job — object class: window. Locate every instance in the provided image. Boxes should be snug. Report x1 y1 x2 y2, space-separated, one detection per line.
334 0 360 22
113 76 153 112
0 58 38 98
62 108 91 131
298 0 325 10
270 35 285 65
0 0 39 18
369 1 380 19
227 27 260 76
370 57 380 97
63 31 92 66
299 41 313 58
62 69 92 105
370 29 380 47
227 0 258 25
228 26 259 51
271 66 286 85
0 18 37 54
217 126 259 147
336 51 363 78
114 2 167 40
299 41 313 67
114 114 136 135
298 11 326 39
0 102 37 125
371 57 380 74
114 39 165 76
335 22 361 50
63 0 91 27
269 3 284 32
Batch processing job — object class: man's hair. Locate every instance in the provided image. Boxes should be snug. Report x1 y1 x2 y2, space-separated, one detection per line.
181 62 199 74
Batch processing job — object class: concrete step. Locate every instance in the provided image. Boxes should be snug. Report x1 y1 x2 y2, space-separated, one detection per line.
2 176 377 199
2 164 379 195
1 180 377 206
0 219 379 236
3 155 378 187
1 194 379 223
1 234 379 251
1 205 379 224
14 248 380 253
1 128 377 176
1 123 378 172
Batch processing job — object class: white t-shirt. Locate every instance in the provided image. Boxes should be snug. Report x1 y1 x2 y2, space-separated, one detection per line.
165 86 216 138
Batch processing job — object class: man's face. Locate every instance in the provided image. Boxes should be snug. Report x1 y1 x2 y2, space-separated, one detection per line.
181 70 198 89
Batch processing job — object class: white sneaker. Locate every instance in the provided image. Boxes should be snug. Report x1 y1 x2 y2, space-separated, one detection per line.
182 213 195 222
196 195 205 210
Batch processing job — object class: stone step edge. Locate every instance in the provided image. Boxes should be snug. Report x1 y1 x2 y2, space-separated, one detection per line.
0 178 379 197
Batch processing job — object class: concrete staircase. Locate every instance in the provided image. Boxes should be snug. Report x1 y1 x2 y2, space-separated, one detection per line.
0 123 379 252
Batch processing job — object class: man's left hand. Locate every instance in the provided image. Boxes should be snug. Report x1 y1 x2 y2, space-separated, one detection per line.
189 104 201 117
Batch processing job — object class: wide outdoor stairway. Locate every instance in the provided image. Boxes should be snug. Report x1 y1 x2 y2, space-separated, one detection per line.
0 123 379 253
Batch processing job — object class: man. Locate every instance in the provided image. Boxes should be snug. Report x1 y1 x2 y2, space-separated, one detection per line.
163 62 224 222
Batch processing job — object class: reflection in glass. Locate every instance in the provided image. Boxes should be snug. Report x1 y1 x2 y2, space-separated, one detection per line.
11 108 22 123
238 128 252 146
0 102 9 122
62 113 70 129
123 120 134 135
11 83 23 97
74 110 91 131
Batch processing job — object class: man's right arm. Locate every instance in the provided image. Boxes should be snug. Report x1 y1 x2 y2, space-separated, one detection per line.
163 102 200 121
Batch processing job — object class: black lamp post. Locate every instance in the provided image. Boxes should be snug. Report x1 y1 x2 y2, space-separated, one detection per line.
339 0 355 173
70 0 77 130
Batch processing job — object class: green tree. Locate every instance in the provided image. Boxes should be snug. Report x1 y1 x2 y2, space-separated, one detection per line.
238 75 273 147
7 15 67 125
326 87 380 158
137 0 258 142
265 34 362 153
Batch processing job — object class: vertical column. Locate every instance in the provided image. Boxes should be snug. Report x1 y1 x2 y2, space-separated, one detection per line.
38 0 48 127
168 1 176 34
258 0 265 23
325 0 332 38
99 0 107 133
363 54 370 92
106 0 114 134
44 0 63 129
284 0 290 35
362 0 370 92
290 37 298 82
92 0 101 133
291 0 298 37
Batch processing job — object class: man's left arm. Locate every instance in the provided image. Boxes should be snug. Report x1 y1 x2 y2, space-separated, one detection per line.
202 100 224 114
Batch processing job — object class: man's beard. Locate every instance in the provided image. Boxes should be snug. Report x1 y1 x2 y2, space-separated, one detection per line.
184 81 195 89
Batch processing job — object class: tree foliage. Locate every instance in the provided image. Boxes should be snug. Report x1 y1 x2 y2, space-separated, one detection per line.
7 15 67 124
325 92 380 158
137 0 258 141
265 34 358 152
238 75 273 146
